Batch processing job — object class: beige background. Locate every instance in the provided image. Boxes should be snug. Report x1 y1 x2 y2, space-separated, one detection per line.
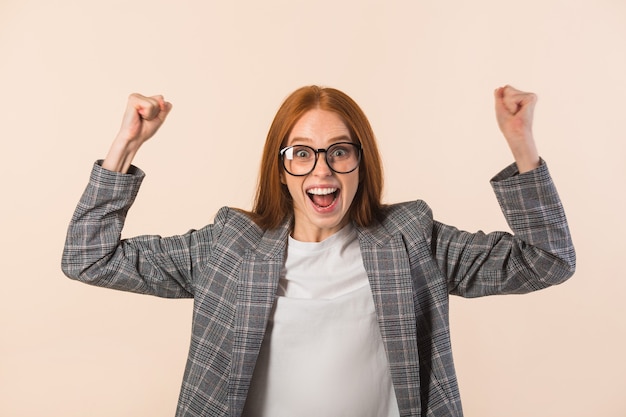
1 1 625 416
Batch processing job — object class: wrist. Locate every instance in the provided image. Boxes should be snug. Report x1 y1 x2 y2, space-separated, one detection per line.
511 144 540 173
504 133 539 173
102 136 141 173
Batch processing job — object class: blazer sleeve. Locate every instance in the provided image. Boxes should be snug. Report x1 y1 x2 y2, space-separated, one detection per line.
61 162 222 298
432 160 576 297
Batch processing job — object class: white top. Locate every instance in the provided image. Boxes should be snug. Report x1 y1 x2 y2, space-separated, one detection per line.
242 224 400 417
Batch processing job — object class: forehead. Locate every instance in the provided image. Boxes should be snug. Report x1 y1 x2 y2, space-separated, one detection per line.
287 109 350 144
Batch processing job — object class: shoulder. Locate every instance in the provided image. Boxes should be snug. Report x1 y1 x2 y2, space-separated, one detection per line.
380 200 433 230
357 200 435 246
213 207 264 240
209 207 290 260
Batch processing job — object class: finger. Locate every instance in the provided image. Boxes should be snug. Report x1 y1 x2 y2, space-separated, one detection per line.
494 86 510 116
154 95 173 122
503 86 537 106
509 92 537 118
501 85 522 114
499 86 537 115
128 93 162 121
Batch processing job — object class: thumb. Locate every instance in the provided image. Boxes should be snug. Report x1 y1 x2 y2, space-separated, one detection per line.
155 97 173 123
496 85 538 116
135 95 167 121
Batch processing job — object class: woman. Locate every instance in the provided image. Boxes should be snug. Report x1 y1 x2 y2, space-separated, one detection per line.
62 85 575 417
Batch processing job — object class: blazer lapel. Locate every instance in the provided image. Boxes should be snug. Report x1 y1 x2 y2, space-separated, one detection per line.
228 221 289 417
357 223 422 415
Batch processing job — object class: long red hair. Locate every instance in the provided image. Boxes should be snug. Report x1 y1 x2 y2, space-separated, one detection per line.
250 86 384 230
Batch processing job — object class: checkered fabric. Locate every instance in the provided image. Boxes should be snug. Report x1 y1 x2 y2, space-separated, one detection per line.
62 160 575 417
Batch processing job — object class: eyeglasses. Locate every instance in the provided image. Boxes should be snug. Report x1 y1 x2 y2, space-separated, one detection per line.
279 142 362 176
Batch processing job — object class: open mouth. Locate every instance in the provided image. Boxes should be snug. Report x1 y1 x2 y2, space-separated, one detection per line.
307 187 339 208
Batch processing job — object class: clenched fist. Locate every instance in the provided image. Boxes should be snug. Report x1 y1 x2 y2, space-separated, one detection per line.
103 93 172 173
494 86 540 173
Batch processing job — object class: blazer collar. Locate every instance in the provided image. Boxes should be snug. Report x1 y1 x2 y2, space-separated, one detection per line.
355 218 395 248
255 215 292 260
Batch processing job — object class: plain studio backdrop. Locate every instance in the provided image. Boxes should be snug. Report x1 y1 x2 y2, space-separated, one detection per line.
1 1 624 416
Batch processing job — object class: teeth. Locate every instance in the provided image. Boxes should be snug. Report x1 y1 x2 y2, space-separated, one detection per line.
307 187 337 195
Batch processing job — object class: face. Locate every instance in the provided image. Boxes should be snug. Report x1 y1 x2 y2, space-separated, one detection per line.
282 108 360 242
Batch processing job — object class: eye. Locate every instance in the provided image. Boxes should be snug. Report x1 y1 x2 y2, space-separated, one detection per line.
329 145 350 158
293 146 312 159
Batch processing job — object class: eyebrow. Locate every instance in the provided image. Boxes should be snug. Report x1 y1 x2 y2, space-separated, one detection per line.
287 135 352 146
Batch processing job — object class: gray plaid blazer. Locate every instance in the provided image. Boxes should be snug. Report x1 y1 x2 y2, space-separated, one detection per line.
62 161 575 417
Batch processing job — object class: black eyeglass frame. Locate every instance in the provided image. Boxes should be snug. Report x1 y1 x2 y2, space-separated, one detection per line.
279 142 363 176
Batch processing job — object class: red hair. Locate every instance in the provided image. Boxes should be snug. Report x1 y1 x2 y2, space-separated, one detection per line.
250 86 384 230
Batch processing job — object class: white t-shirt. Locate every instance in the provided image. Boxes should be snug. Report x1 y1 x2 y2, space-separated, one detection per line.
242 224 400 417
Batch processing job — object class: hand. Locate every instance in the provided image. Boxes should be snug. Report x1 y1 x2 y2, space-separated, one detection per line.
103 93 172 173
494 85 540 173
116 93 173 146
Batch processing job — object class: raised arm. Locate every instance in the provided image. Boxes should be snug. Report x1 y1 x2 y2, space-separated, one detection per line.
431 86 576 296
494 85 540 173
102 93 172 173
61 93 206 298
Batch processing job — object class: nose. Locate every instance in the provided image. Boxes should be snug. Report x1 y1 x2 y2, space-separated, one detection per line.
311 152 333 176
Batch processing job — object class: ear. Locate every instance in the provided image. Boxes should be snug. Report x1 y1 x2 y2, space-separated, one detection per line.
280 171 286 185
